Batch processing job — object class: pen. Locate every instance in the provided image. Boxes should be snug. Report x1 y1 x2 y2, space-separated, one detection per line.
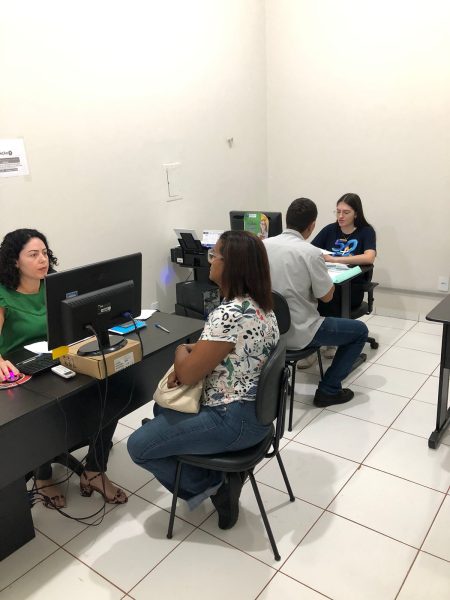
154 323 170 333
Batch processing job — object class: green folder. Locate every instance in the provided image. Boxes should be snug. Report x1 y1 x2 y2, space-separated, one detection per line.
328 265 362 284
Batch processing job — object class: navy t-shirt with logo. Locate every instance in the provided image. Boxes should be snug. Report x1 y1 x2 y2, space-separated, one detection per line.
311 223 376 257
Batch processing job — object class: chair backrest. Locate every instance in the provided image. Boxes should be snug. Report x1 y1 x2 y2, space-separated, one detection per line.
271 291 291 335
255 338 289 446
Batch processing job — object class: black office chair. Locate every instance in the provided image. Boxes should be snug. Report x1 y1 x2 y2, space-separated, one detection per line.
271 291 323 432
165 338 294 561
350 269 379 350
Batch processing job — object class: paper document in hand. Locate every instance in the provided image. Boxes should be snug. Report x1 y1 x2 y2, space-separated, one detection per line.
327 263 349 271
328 266 362 283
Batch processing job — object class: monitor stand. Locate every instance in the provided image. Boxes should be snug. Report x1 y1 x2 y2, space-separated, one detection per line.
77 330 127 356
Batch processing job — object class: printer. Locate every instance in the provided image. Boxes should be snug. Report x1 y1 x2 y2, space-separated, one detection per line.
171 230 220 320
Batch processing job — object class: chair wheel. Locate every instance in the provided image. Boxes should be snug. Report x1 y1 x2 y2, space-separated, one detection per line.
370 341 379 349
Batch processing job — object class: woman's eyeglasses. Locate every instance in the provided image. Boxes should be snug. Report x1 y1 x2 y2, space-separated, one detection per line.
334 209 353 216
207 250 223 263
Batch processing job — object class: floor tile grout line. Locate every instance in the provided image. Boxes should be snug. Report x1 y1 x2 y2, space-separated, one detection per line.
358 360 438 379
323 405 400 429
0 545 60 594
283 437 449 495
60 546 130 595
194 523 281 571
274 506 328 571
368 319 418 331
341 374 427 399
255 571 333 600
357 463 450 495
391 343 441 356
323 506 435 552
53 499 123 548
393 548 421 600
420 548 450 565
126 522 201 596
252 476 331 513
131 486 215 529
414 490 449 558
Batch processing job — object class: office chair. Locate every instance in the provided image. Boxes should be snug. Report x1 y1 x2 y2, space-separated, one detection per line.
350 268 379 350
271 291 324 432
165 338 294 561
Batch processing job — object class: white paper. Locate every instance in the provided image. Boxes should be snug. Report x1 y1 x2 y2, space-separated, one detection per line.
174 228 198 241
0 138 29 178
136 309 157 320
24 341 50 354
202 230 223 247
327 263 349 271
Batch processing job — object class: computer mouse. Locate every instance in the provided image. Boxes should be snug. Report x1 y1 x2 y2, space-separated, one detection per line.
7 371 20 382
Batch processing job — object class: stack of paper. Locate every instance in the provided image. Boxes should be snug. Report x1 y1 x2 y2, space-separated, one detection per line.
328 265 362 283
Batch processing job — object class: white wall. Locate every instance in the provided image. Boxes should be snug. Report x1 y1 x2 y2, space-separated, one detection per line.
0 0 267 311
266 0 450 305
2 1 447 320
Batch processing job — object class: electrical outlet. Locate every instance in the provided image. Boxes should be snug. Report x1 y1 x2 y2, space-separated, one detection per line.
150 301 159 310
437 276 449 292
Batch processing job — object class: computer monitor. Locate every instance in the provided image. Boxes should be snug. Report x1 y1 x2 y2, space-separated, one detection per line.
45 253 142 356
229 211 283 238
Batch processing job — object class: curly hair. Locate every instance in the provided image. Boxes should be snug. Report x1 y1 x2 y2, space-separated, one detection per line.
0 229 58 290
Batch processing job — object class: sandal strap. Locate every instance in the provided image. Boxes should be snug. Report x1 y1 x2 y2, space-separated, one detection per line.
84 471 104 484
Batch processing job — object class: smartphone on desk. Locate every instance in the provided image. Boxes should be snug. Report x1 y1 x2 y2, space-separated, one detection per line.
108 320 146 335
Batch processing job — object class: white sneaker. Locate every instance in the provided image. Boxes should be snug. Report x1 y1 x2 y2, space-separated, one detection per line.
296 353 318 369
322 346 336 359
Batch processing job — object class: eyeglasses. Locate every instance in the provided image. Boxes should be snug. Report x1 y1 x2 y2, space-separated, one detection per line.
207 250 223 263
334 209 353 216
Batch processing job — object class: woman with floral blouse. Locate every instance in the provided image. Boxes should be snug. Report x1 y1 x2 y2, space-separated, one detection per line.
128 230 279 530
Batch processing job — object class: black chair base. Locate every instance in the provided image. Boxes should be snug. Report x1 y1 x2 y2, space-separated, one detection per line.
166 429 294 561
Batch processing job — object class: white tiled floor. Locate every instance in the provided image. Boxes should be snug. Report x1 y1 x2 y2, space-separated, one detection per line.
2 315 450 599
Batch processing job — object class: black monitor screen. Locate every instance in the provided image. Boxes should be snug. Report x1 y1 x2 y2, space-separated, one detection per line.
45 253 142 355
229 211 283 238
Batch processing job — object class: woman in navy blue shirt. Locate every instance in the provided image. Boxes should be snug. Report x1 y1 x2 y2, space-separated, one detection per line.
312 193 376 316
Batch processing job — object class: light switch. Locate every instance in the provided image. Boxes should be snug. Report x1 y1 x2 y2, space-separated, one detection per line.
163 162 183 200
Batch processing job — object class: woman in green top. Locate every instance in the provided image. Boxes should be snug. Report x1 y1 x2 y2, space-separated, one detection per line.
0 229 127 508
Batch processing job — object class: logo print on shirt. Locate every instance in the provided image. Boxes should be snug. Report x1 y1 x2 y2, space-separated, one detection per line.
332 238 358 256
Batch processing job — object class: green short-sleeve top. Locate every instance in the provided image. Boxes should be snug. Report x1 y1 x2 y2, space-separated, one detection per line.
0 282 47 356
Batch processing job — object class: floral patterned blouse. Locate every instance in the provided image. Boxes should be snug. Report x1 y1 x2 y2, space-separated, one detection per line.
200 296 279 407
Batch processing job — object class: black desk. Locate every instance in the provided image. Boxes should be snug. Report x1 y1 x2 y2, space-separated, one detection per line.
331 265 373 370
0 312 203 560
426 295 450 449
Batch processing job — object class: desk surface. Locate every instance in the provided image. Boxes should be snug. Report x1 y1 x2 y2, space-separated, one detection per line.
0 311 203 560
426 294 450 324
0 312 203 429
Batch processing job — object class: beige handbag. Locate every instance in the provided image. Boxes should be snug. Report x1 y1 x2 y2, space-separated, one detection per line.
153 365 203 413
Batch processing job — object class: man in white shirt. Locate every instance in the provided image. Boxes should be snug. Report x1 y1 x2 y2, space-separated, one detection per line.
264 198 368 407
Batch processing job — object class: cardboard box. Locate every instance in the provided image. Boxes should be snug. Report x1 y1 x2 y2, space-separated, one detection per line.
60 337 142 379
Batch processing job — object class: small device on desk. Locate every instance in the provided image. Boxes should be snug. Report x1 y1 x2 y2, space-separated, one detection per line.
108 320 146 335
51 364 76 379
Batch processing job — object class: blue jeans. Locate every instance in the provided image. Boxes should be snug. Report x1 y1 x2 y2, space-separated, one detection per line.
127 400 270 506
309 317 368 395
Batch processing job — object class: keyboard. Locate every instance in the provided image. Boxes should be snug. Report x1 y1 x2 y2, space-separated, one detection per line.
16 354 60 376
